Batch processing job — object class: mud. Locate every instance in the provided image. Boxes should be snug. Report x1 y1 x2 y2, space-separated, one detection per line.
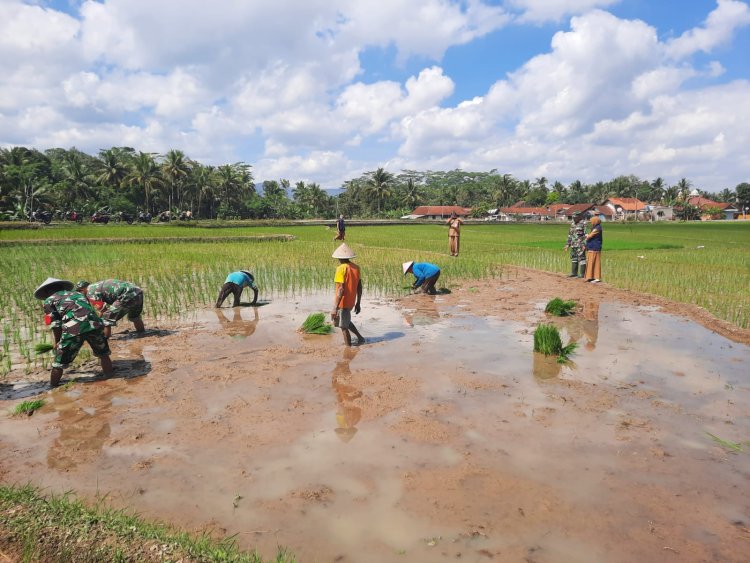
1 266 749 563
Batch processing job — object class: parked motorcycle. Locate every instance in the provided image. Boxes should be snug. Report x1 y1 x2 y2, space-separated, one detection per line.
65 210 83 223
115 211 135 224
138 212 152 224
29 210 53 224
91 211 110 224
178 210 193 221
157 211 171 222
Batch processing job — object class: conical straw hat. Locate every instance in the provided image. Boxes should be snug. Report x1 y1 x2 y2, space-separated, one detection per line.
34 277 74 300
402 261 414 275
332 243 356 259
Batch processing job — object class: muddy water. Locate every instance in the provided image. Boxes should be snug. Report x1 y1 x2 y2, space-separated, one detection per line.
1 293 749 562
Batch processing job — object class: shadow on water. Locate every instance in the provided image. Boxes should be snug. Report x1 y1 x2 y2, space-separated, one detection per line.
0 381 49 401
362 331 406 344
110 328 177 341
71 358 151 384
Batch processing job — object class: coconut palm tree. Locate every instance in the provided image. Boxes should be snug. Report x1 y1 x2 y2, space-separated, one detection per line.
365 167 394 214
401 178 424 209
96 148 129 192
127 152 163 213
162 149 191 211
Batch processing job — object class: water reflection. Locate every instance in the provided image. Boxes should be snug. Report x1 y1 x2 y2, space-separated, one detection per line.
332 347 362 442
213 306 260 339
47 391 111 471
565 299 600 352
403 298 441 327
533 352 562 379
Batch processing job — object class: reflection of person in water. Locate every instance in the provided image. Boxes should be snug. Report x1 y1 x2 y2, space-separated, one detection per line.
213 306 260 339
403 298 441 327
581 300 599 351
47 392 111 471
332 347 362 442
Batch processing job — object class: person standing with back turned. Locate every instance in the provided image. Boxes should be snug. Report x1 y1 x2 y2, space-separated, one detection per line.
446 211 463 256
334 214 346 241
331 243 365 346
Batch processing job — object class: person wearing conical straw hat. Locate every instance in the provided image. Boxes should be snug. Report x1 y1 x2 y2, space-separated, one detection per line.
34 277 113 388
331 243 365 346
215 270 259 308
403 261 441 295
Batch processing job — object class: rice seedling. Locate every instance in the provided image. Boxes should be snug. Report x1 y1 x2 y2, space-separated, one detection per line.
14 399 45 416
300 313 333 335
533 323 577 363
34 342 54 354
705 432 749 454
544 297 577 316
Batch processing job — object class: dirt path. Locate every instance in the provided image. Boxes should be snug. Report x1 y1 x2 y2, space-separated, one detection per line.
1 268 749 562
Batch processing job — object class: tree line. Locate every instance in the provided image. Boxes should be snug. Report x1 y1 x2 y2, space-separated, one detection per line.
1 146 748 220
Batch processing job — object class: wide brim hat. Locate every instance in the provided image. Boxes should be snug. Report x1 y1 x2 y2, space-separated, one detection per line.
332 243 356 259
402 261 414 275
34 277 74 300
240 270 254 278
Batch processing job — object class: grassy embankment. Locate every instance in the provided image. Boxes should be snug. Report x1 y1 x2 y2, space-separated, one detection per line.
0 484 293 562
1 221 748 376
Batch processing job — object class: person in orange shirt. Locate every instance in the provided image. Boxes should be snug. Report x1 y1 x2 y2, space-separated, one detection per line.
330 243 365 346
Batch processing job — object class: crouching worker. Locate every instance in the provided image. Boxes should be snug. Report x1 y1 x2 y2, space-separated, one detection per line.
34 278 113 387
331 243 365 346
216 270 259 308
76 279 145 338
403 261 441 295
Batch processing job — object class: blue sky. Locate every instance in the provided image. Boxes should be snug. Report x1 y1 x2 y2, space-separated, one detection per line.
2 0 749 191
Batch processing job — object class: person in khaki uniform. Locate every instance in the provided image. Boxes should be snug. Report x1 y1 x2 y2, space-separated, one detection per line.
446 212 463 256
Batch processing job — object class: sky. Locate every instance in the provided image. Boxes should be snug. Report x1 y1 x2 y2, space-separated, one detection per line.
1 0 750 191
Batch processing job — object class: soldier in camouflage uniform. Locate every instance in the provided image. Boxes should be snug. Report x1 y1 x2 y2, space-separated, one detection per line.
34 278 113 387
76 279 145 338
564 213 587 278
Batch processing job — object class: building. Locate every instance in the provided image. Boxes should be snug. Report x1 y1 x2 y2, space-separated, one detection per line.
687 196 740 220
404 206 472 220
601 198 647 220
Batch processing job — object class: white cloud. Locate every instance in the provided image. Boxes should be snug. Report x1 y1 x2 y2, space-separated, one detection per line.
666 0 750 59
509 0 621 23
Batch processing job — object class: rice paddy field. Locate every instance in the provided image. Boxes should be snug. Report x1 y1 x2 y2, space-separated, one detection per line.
1 220 748 375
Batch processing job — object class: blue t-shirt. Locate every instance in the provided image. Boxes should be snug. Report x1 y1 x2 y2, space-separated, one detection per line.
226 271 255 288
411 262 440 287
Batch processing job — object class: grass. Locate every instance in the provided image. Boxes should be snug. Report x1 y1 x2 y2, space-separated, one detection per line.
705 432 750 454
545 297 577 316
0 484 294 562
13 399 45 416
34 343 54 354
534 323 577 363
300 312 334 335
0 221 748 374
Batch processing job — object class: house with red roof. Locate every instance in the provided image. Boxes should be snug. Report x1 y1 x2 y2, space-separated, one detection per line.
601 198 647 220
687 196 740 220
404 206 472 219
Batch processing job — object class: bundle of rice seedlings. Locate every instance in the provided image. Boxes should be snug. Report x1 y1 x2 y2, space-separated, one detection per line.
533 323 578 363
14 399 45 416
300 312 334 335
34 343 54 354
545 297 577 316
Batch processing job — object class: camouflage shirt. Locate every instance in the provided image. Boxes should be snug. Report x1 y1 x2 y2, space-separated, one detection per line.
87 279 142 305
44 290 103 336
566 220 586 251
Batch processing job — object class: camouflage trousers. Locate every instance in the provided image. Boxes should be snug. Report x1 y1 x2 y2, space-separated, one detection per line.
53 329 111 368
569 245 587 264
101 291 144 326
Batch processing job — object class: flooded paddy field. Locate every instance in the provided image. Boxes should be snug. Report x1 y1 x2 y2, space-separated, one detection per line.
1 267 749 562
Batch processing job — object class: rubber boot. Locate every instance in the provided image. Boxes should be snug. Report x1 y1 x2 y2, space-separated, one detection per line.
568 261 578 277
578 263 586 278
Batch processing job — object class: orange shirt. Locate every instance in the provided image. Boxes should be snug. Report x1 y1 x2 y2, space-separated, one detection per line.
334 262 361 309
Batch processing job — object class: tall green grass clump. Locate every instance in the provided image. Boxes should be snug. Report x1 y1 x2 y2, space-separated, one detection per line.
34 342 54 354
534 323 577 363
544 297 577 316
300 312 333 335
14 399 45 416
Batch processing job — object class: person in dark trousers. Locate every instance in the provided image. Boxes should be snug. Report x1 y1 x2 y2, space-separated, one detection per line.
334 214 346 241
403 261 441 295
216 270 259 307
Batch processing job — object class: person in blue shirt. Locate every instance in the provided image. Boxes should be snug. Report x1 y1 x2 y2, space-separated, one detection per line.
216 270 259 307
403 261 441 295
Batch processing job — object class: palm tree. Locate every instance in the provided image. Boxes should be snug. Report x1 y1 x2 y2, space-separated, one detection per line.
307 183 329 217
96 148 129 193
676 178 692 201
127 152 163 213
401 178 424 209
365 167 394 214
62 149 93 204
162 149 191 211
651 177 665 203
491 174 515 209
